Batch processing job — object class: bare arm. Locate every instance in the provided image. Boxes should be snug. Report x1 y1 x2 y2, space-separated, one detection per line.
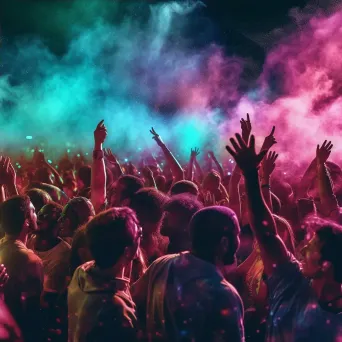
228 165 242 219
187 148 200 181
150 128 184 182
0 157 18 198
91 120 107 213
316 141 339 218
260 151 278 212
193 158 204 183
226 134 289 276
208 151 224 179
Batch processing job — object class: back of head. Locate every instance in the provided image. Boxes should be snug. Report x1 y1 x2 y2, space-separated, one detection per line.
312 219 342 283
62 197 95 228
26 188 52 213
170 180 199 197
190 206 240 264
0 196 31 236
77 165 91 189
203 171 221 192
129 188 168 227
110 175 144 206
85 207 138 269
164 194 203 222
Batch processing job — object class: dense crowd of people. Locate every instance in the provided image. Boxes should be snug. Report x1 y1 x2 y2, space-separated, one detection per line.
0 115 340 341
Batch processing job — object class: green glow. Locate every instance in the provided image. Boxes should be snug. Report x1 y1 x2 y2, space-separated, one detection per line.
26 136 33 140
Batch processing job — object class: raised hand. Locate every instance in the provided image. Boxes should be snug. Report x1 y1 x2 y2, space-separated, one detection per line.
0 157 16 187
191 147 200 158
261 126 277 152
240 113 252 144
0 264 9 288
150 127 163 146
104 148 118 164
226 134 267 174
262 151 278 177
94 120 107 146
316 140 333 165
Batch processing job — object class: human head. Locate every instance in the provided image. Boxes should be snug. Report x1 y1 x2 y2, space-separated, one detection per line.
58 197 95 238
109 175 144 207
63 177 77 199
0 196 37 237
301 218 342 283
129 188 168 236
202 171 221 193
190 206 240 266
155 175 166 193
161 194 203 238
77 165 91 190
85 207 141 269
36 202 63 239
170 180 199 197
26 188 52 213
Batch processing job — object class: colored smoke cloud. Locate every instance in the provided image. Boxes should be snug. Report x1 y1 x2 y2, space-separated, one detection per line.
1 0 342 174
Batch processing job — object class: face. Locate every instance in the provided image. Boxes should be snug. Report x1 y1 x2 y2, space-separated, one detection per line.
58 213 72 238
37 207 60 236
28 202 38 232
300 234 323 278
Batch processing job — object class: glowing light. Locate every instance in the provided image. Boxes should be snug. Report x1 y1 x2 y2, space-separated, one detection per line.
67 149 71 153
228 172 231 176
30 149 35 153
18 165 21 169
26 136 33 140
85 153 89 156
77 154 80 157
47 159 52 164
124 158 128 162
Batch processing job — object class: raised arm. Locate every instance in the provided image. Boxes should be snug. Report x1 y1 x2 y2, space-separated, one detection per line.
40 153 64 189
0 157 18 199
228 165 242 219
260 151 278 212
226 133 288 275
296 158 317 199
193 158 204 183
208 151 224 179
150 127 184 182
104 148 124 178
187 148 200 181
91 120 107 213
316 141 339 219
260 126 277 152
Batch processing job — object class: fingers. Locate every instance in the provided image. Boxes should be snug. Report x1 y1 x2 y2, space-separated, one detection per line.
97 120 104 128
247 113 250 122
249 135 256 149
226 145 237 158
230 137 241 152
235 133 246 149
270 126 275 136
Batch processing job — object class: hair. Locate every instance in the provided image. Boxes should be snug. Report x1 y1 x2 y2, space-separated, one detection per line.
77 165 92 188
271 193 281 215
26 188 52 213
155 175 166 193
273 215 295 253
85 207 138 269
63 197 95 230
38 202 63 219
170 180 199 197
129 188 168 225
113 175 144 203
190 206 239 261
164 194 203 221
306 218 342 283
63 177 77 190
0 196 32 236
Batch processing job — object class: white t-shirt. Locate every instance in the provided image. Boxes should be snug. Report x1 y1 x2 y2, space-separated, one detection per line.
27 237 71 293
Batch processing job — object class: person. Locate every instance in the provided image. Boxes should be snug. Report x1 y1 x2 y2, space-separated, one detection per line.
109 175 144 207
170 180 199 197
77 165 91 198
129 188 168 263
0 196 44 342
68 207 142 341
132 206 244 342
27 202 71 294
161 193 203 253
58 197 95 243
226 132 342 341
26 188 52 213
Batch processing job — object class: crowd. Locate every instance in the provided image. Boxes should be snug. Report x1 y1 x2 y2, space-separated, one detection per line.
0 115 340 342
